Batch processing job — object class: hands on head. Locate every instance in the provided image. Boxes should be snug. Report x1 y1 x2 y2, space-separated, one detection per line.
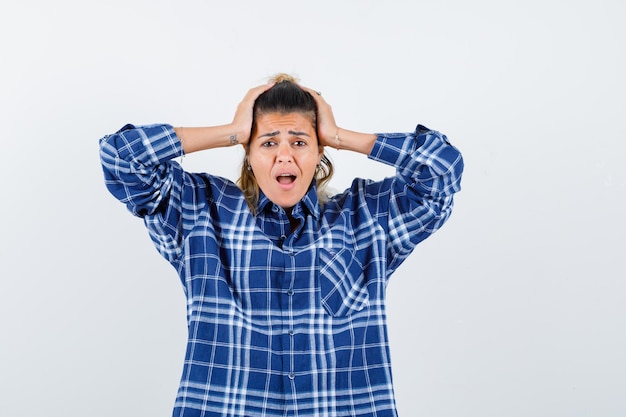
231 81 339 150
177 77 374 156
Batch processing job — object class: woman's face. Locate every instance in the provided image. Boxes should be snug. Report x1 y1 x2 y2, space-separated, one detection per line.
248 112 323 211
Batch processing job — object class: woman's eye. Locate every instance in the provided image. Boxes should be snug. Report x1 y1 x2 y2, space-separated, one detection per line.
293 140 307 147
261 141 276 147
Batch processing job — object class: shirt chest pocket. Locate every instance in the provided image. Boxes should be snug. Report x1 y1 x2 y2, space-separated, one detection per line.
318 247 370 317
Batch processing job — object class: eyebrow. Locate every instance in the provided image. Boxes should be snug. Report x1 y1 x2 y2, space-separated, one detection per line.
257 130 311 139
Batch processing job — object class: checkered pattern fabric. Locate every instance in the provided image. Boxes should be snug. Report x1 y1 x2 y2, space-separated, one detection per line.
100 123 463 416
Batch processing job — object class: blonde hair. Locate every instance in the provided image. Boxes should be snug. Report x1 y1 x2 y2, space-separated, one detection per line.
272 73 298 83
237 74 334 213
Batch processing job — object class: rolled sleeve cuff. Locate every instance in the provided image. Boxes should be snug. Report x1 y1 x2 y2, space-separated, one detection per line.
368 131 414 167
115 123 184 163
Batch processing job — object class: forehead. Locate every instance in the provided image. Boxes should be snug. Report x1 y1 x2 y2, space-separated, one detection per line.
255 112 316 131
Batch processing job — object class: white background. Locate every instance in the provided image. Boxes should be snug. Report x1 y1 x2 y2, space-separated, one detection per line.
1 0 624 416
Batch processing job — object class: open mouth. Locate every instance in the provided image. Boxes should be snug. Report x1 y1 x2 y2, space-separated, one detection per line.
276 174 296 185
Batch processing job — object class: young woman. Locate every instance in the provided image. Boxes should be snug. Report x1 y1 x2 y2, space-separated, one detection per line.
100 74 464 417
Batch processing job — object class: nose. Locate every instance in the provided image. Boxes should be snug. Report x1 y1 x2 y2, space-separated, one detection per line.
276 142 293 163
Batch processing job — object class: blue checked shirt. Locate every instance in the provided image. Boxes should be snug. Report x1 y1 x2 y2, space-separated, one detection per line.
100 123 463 417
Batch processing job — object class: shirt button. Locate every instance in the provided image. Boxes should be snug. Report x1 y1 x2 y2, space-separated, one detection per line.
288 373 295 380
288 329 294 336
287 289 294 296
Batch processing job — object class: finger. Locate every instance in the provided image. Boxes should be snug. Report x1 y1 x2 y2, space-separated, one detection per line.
302 86 326 102
242 82 275 102
253 82 275 94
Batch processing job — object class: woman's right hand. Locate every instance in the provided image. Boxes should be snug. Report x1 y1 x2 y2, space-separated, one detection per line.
230 82 275 146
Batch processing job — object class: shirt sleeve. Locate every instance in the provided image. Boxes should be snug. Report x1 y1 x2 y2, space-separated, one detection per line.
367 124 464 275
99 123 200 263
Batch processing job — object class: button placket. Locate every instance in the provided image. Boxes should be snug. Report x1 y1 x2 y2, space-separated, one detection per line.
282 248 298 385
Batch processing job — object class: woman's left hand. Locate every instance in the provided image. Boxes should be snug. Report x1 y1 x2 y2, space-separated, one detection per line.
301 86 339 149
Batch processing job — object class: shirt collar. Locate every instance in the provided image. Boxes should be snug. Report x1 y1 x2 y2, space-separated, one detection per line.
256 180 321 220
